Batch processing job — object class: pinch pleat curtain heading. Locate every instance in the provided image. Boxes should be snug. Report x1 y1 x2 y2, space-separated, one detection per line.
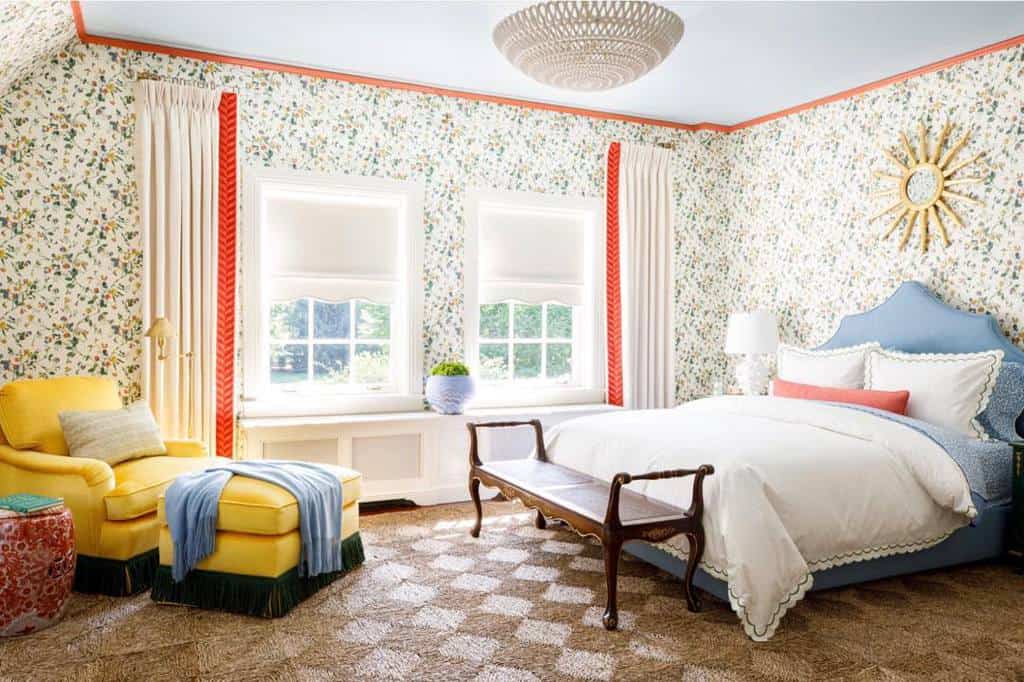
614 143 675 409
134 80 222 451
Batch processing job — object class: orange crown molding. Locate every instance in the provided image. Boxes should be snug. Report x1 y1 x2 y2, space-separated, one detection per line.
70 1 1022 134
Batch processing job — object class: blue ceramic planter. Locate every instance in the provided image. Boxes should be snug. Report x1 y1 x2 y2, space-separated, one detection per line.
425 375 475 415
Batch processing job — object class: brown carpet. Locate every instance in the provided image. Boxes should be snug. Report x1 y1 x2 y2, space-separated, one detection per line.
3 500 1024 681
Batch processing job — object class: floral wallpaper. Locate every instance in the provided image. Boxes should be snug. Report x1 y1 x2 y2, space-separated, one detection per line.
0 19 1020 410
708 43 1024 388
0 32 714 402
0 1 74 94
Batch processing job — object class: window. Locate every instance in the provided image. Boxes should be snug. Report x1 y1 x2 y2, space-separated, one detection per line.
478 303 576 384
269 299 391 388
243 168 423 414
465 189 605 407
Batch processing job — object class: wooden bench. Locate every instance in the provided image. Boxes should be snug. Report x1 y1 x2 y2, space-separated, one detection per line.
467 419 714 630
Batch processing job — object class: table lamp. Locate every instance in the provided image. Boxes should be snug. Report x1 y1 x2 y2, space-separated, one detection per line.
724 310 778 395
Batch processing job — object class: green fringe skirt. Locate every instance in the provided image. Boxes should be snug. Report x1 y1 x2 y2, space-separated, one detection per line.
74 549 160 596
150 532 365 617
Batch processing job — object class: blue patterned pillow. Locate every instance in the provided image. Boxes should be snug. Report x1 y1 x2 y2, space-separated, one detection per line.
977 361 1024 441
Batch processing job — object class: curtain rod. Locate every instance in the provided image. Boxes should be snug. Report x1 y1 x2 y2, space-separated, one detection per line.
134 72 218 88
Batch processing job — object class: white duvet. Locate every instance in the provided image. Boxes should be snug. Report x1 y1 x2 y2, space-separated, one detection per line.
543 396 976 641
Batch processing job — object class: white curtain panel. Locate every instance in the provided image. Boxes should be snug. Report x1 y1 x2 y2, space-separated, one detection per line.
618 143 675 409
134 81 222 450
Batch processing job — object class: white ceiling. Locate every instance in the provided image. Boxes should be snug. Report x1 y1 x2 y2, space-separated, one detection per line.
79 1 1024 126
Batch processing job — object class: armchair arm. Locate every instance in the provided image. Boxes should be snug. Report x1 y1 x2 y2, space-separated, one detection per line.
466 420 545 467
0 444 114 488
163 439 209 458
0 445 115 555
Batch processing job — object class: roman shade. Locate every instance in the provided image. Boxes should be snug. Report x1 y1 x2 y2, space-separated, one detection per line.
265 192 402 303
477 204 586 305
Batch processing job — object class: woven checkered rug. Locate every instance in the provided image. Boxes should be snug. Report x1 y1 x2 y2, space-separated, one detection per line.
3 500 1023 680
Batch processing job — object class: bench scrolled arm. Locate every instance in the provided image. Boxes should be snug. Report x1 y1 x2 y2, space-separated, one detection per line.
466 419 545 467
605 464 715 528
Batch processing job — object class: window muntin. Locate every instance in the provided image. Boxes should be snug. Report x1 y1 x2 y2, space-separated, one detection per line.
477 302 577 385
269 298 393 391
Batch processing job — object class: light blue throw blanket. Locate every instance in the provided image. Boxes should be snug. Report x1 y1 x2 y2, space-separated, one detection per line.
164 461 344 582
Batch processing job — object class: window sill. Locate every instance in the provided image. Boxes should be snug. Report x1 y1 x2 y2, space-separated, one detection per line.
241 393 425 420
467 387 606 410
238 401 617 431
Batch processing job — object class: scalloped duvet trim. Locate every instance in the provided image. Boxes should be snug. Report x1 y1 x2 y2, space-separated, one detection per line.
657 525 962 641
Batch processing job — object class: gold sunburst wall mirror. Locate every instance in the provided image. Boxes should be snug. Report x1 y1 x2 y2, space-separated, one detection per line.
871 122 986 252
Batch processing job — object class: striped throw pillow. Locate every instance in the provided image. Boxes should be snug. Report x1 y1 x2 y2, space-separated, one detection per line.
59 401 167 465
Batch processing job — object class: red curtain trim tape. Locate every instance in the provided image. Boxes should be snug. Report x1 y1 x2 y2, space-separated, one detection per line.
215 93 238 457
606 142 623 407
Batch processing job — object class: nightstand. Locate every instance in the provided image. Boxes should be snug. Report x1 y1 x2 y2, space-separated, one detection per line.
1010 441 1024 572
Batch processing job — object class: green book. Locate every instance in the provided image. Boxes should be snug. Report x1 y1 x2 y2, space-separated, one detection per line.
0 493 63 514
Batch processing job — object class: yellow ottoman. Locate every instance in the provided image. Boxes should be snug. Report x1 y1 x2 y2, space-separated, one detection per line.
150 465 363 617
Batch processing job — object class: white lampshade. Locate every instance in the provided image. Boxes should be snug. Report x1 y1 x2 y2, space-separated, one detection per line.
725 310 779 355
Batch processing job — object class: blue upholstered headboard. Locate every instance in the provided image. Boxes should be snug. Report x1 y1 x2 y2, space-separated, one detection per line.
817 281 1024 363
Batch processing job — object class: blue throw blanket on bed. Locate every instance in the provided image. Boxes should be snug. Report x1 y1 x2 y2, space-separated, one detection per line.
164 460 344 582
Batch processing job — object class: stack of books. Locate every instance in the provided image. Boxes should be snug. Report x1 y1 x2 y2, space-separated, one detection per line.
0 494 64 518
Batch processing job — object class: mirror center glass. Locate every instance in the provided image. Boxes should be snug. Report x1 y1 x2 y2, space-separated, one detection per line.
906 166 940 205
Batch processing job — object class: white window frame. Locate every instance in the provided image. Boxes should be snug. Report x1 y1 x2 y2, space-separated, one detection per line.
242 167 424 416
464 188 606 408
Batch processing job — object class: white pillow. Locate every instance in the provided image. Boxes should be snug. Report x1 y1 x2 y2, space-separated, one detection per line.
864 348 1003 438
776 342 881 389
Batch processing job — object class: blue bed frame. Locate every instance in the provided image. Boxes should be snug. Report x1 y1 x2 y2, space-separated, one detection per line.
626 281 1022 603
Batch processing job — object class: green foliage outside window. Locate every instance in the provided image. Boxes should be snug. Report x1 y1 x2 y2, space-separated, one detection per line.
477 301 575 383
479 303 508 339
513 304 542 338
479 345 508 381
354 345 390 383
546 304 572 338
269 298 392 386
513 343 542 379
270 300 308 340
357 302 390 338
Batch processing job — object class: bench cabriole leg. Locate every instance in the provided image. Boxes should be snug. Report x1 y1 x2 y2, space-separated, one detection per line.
469 476 483 538
683 529 704 612
601 537 623 630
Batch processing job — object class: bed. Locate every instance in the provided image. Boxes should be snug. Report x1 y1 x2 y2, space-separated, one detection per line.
542 281 1019 641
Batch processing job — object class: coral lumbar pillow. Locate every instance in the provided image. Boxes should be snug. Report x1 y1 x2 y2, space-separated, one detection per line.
772 378 910 415
59 401 167 465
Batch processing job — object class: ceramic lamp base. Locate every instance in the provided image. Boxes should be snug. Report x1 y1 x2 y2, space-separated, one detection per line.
734 354 770 396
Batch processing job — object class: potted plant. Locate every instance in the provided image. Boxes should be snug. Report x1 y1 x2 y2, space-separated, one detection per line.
425 361 475 415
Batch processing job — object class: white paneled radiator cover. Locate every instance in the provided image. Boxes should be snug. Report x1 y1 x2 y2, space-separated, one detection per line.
239 406 615 505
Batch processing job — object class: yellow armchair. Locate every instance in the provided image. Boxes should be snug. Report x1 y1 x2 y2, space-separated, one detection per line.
0 376 214 595
164 439 209 458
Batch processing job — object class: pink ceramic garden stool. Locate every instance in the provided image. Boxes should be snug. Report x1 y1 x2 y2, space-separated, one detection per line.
0 507 76 636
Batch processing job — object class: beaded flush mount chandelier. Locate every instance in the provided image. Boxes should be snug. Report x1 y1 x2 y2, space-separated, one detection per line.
493 1 685 92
